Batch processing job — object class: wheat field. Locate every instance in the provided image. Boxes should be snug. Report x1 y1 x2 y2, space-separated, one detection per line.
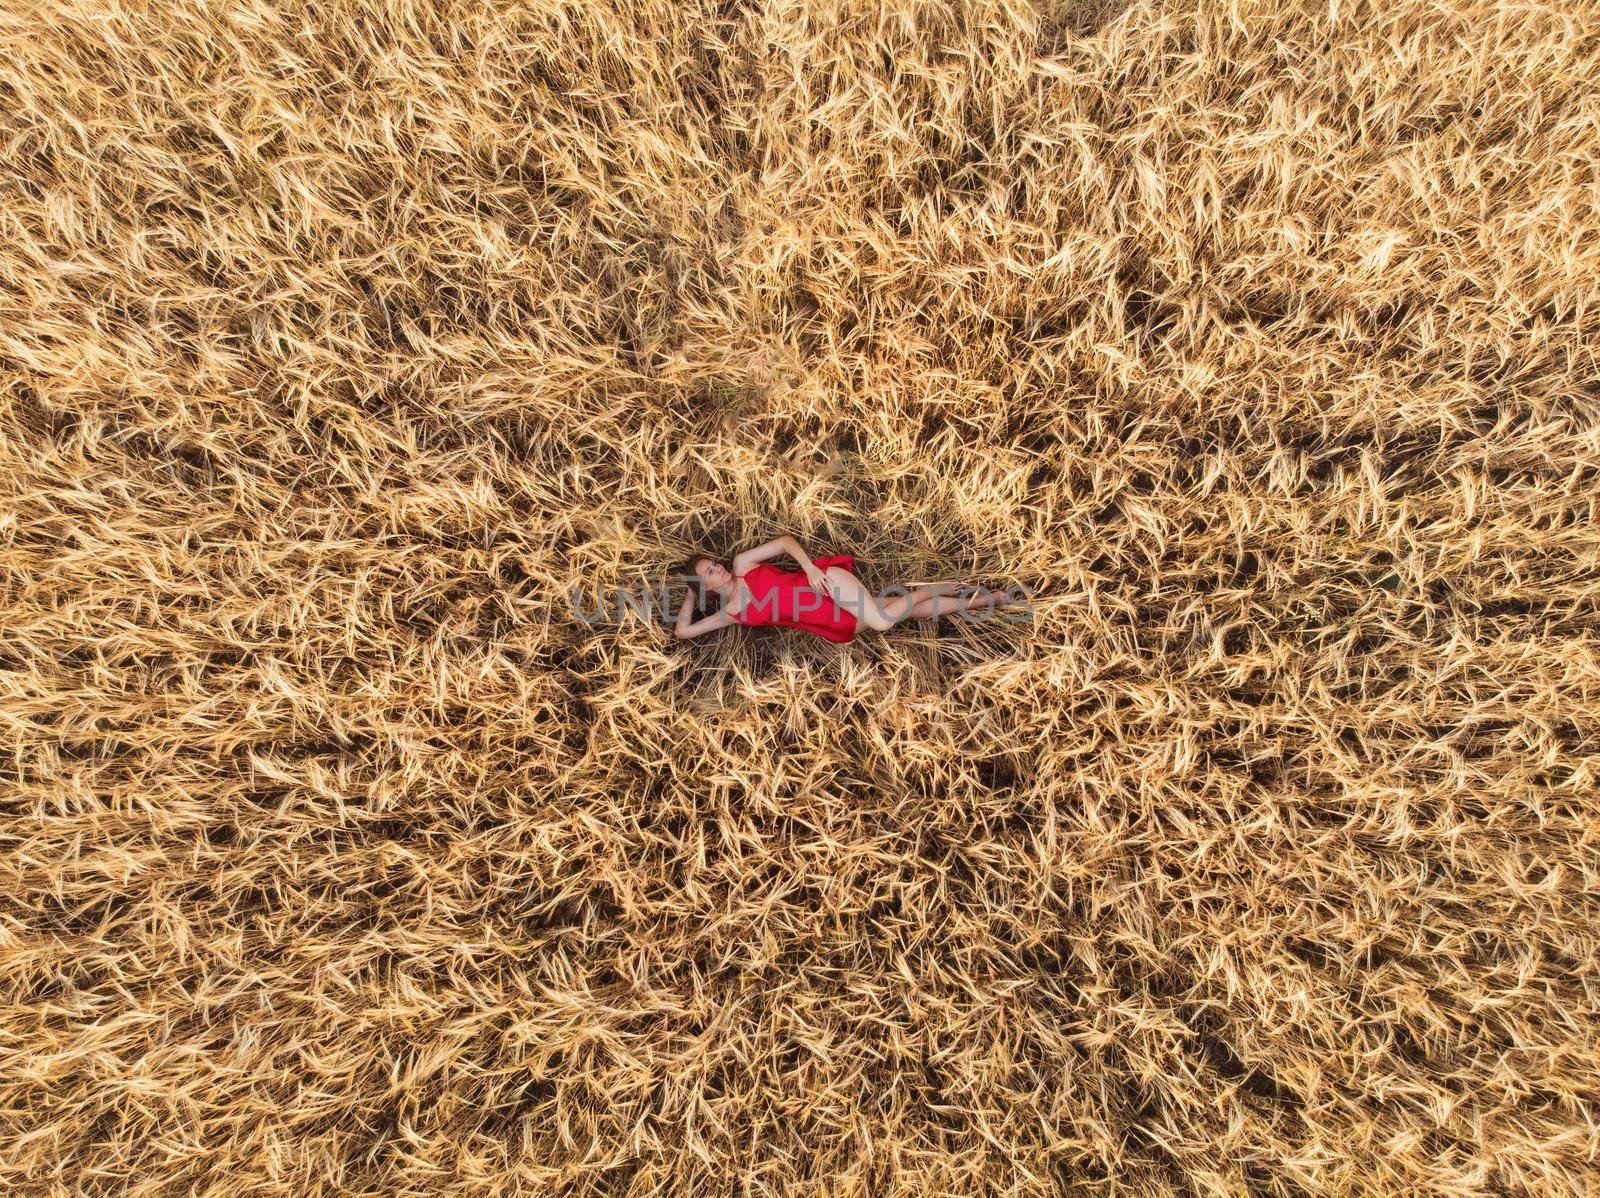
3 0 1599 1194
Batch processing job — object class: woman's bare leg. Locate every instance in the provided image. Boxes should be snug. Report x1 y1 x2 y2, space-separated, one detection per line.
821 567 894 631
823 569 1011 632
824 569 1006 631
904 589 1007 620
888 583 967 617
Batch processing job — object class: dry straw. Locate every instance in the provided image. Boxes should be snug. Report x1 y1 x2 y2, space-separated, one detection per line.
3 0 1599 1194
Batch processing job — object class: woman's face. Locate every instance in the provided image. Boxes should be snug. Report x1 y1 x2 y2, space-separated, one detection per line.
695 559 731 589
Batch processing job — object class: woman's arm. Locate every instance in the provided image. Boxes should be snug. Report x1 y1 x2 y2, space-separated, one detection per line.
676 609 735 639
732 535 806 577
733 536 836 602
674 591 736 639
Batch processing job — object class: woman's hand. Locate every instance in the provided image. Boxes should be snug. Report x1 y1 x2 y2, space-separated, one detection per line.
674 589 696 637
675 589 736 639
804 564 837 607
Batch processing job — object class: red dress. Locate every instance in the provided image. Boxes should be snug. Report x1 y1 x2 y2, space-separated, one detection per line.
732 555 859 643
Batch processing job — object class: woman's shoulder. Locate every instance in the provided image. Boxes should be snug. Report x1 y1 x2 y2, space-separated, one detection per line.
725 567 763 620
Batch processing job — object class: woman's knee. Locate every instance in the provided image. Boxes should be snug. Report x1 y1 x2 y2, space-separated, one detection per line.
862 606 896 631
824 569 885 630
845 588 895 631
871 586 916 629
